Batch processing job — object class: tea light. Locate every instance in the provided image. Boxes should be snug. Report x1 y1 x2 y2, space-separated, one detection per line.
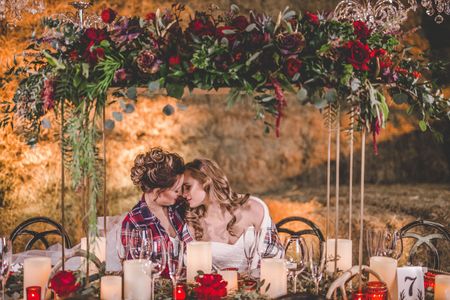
369 256 398 300
218 269 238 293
435 275 450 300
186 242 212 283
81 236 106 262
352 288 368 300
26 286 41 300
173 283 186 300
100 276 122 300
425 272 436 290
260 258 287 298
23 257 52 300
123 260 151 300
326 239 353 273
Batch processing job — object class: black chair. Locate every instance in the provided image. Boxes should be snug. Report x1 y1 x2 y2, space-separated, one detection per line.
10 216 72 251
399 219 450 270
276 293 326 300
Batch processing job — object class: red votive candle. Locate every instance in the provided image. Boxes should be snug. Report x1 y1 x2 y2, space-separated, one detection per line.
424 272 436 290
367 281 387 300
26 286 41 300
352 288 368 300
174 283 186 300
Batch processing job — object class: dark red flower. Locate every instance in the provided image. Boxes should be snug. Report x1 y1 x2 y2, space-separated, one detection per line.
49 271 80 297
84 28 107 42
285 57 302 78
342 40 372 71
146 12 156 21
276 32 305 56
42 79 55 112
69 50 78 61
136 49 161 74
304 12 319 25
412 71 421 78
230 16 249 31
168 55 181 66
114 68 127 82
353 20 371 41
188 18 215 38
216 26 237 44
101 8 117 24
248 31 271 48
194 273 227 300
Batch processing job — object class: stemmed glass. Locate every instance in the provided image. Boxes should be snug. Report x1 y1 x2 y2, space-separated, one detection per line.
366 229 384 257
167 240 185 296
0 237 12 300
243 227 260 277
284 236 307 293
382 229 403 259
129 228 153 260
308 242 324 295
116 223 130 263
148 238 167 300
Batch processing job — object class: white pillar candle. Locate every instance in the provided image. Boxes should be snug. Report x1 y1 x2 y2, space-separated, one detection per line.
435 275 450 300
369 256 398 300
101 276 122 300
124 260 151 300
23 257 52 300
260 258 288 299
326 239 353 273
218 270 238 293
186 242 212 283
81 236 107 262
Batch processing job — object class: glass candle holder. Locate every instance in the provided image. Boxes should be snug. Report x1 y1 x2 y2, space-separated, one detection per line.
173 283 186 300
424 272 436 290
352 288 368 300
26 286 41 300
367 281 387 300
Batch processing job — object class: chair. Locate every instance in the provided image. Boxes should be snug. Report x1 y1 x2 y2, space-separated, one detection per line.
276 216 325 260
399 219 450 271
10 216 72 251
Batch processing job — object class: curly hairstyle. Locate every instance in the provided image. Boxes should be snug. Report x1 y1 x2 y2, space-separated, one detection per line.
185 159 249 240
130 147 185 193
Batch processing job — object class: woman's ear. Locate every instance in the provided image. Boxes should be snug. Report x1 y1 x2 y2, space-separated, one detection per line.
150 188 161 200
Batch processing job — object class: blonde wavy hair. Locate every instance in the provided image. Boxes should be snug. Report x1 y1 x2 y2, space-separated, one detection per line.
185 159 250 240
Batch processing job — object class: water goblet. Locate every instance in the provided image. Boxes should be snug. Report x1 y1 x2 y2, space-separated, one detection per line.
0 237 12 300
284 236 307 293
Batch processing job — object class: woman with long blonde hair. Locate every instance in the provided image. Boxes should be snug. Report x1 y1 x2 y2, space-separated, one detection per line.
181 158 283 272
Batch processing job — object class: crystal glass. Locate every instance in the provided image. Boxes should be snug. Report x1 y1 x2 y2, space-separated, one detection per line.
0 237 12 300
147 238 167 300
381 229 402 260
284 236 307 293
116 223 130 263
366 229 384 257
129 228 153 260
243 227 260 277
167 239 185 296
308 242 323 295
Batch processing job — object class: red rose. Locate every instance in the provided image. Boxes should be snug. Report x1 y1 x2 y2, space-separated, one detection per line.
230 16 249 31
216 25 236 44
49 271 80 297
276 32 305 56
69 50 78 61
304 12 319 25
188 18 215 37
353 20 371 41
194 273 227 300
343 40 372 71
146 12 156 21
101 8 117 24
412 71 421 78
168 55 181 66
285 57 302 78
84 28 107 42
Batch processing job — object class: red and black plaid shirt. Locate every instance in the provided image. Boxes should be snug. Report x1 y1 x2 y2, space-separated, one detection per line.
121 195 185 259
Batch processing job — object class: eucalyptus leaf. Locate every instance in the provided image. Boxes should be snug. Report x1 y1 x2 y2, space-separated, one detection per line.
124 103 135 114
112 111 123 121
245 24 257 32
392 93 409 104
350 78 361 92
166 83 184 99
162 104 175 116
41 118 51 129
297 88 308 102
148 80 160 92
127 86 137 100
419 120 427 132
104 119 115 130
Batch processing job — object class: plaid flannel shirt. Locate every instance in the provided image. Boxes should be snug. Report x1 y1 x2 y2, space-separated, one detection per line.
121 195 185 259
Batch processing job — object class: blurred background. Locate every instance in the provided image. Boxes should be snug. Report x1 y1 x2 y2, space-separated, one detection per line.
0 0 449 265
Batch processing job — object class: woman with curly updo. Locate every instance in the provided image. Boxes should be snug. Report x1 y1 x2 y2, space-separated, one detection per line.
121 147 185 257
181 158 283 272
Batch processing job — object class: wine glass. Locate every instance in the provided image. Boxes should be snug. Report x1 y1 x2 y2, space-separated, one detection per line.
258 226 283 259
381 229 403 259
243 227 260 277
116 223 130 263
147 238 167 300
167 239 185 294
0 237 12 300
129 228 153 260
308 242 324 295
366 229 383 258
284 236 307 293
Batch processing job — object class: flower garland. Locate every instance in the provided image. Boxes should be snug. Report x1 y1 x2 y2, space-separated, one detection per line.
0 4 449 234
